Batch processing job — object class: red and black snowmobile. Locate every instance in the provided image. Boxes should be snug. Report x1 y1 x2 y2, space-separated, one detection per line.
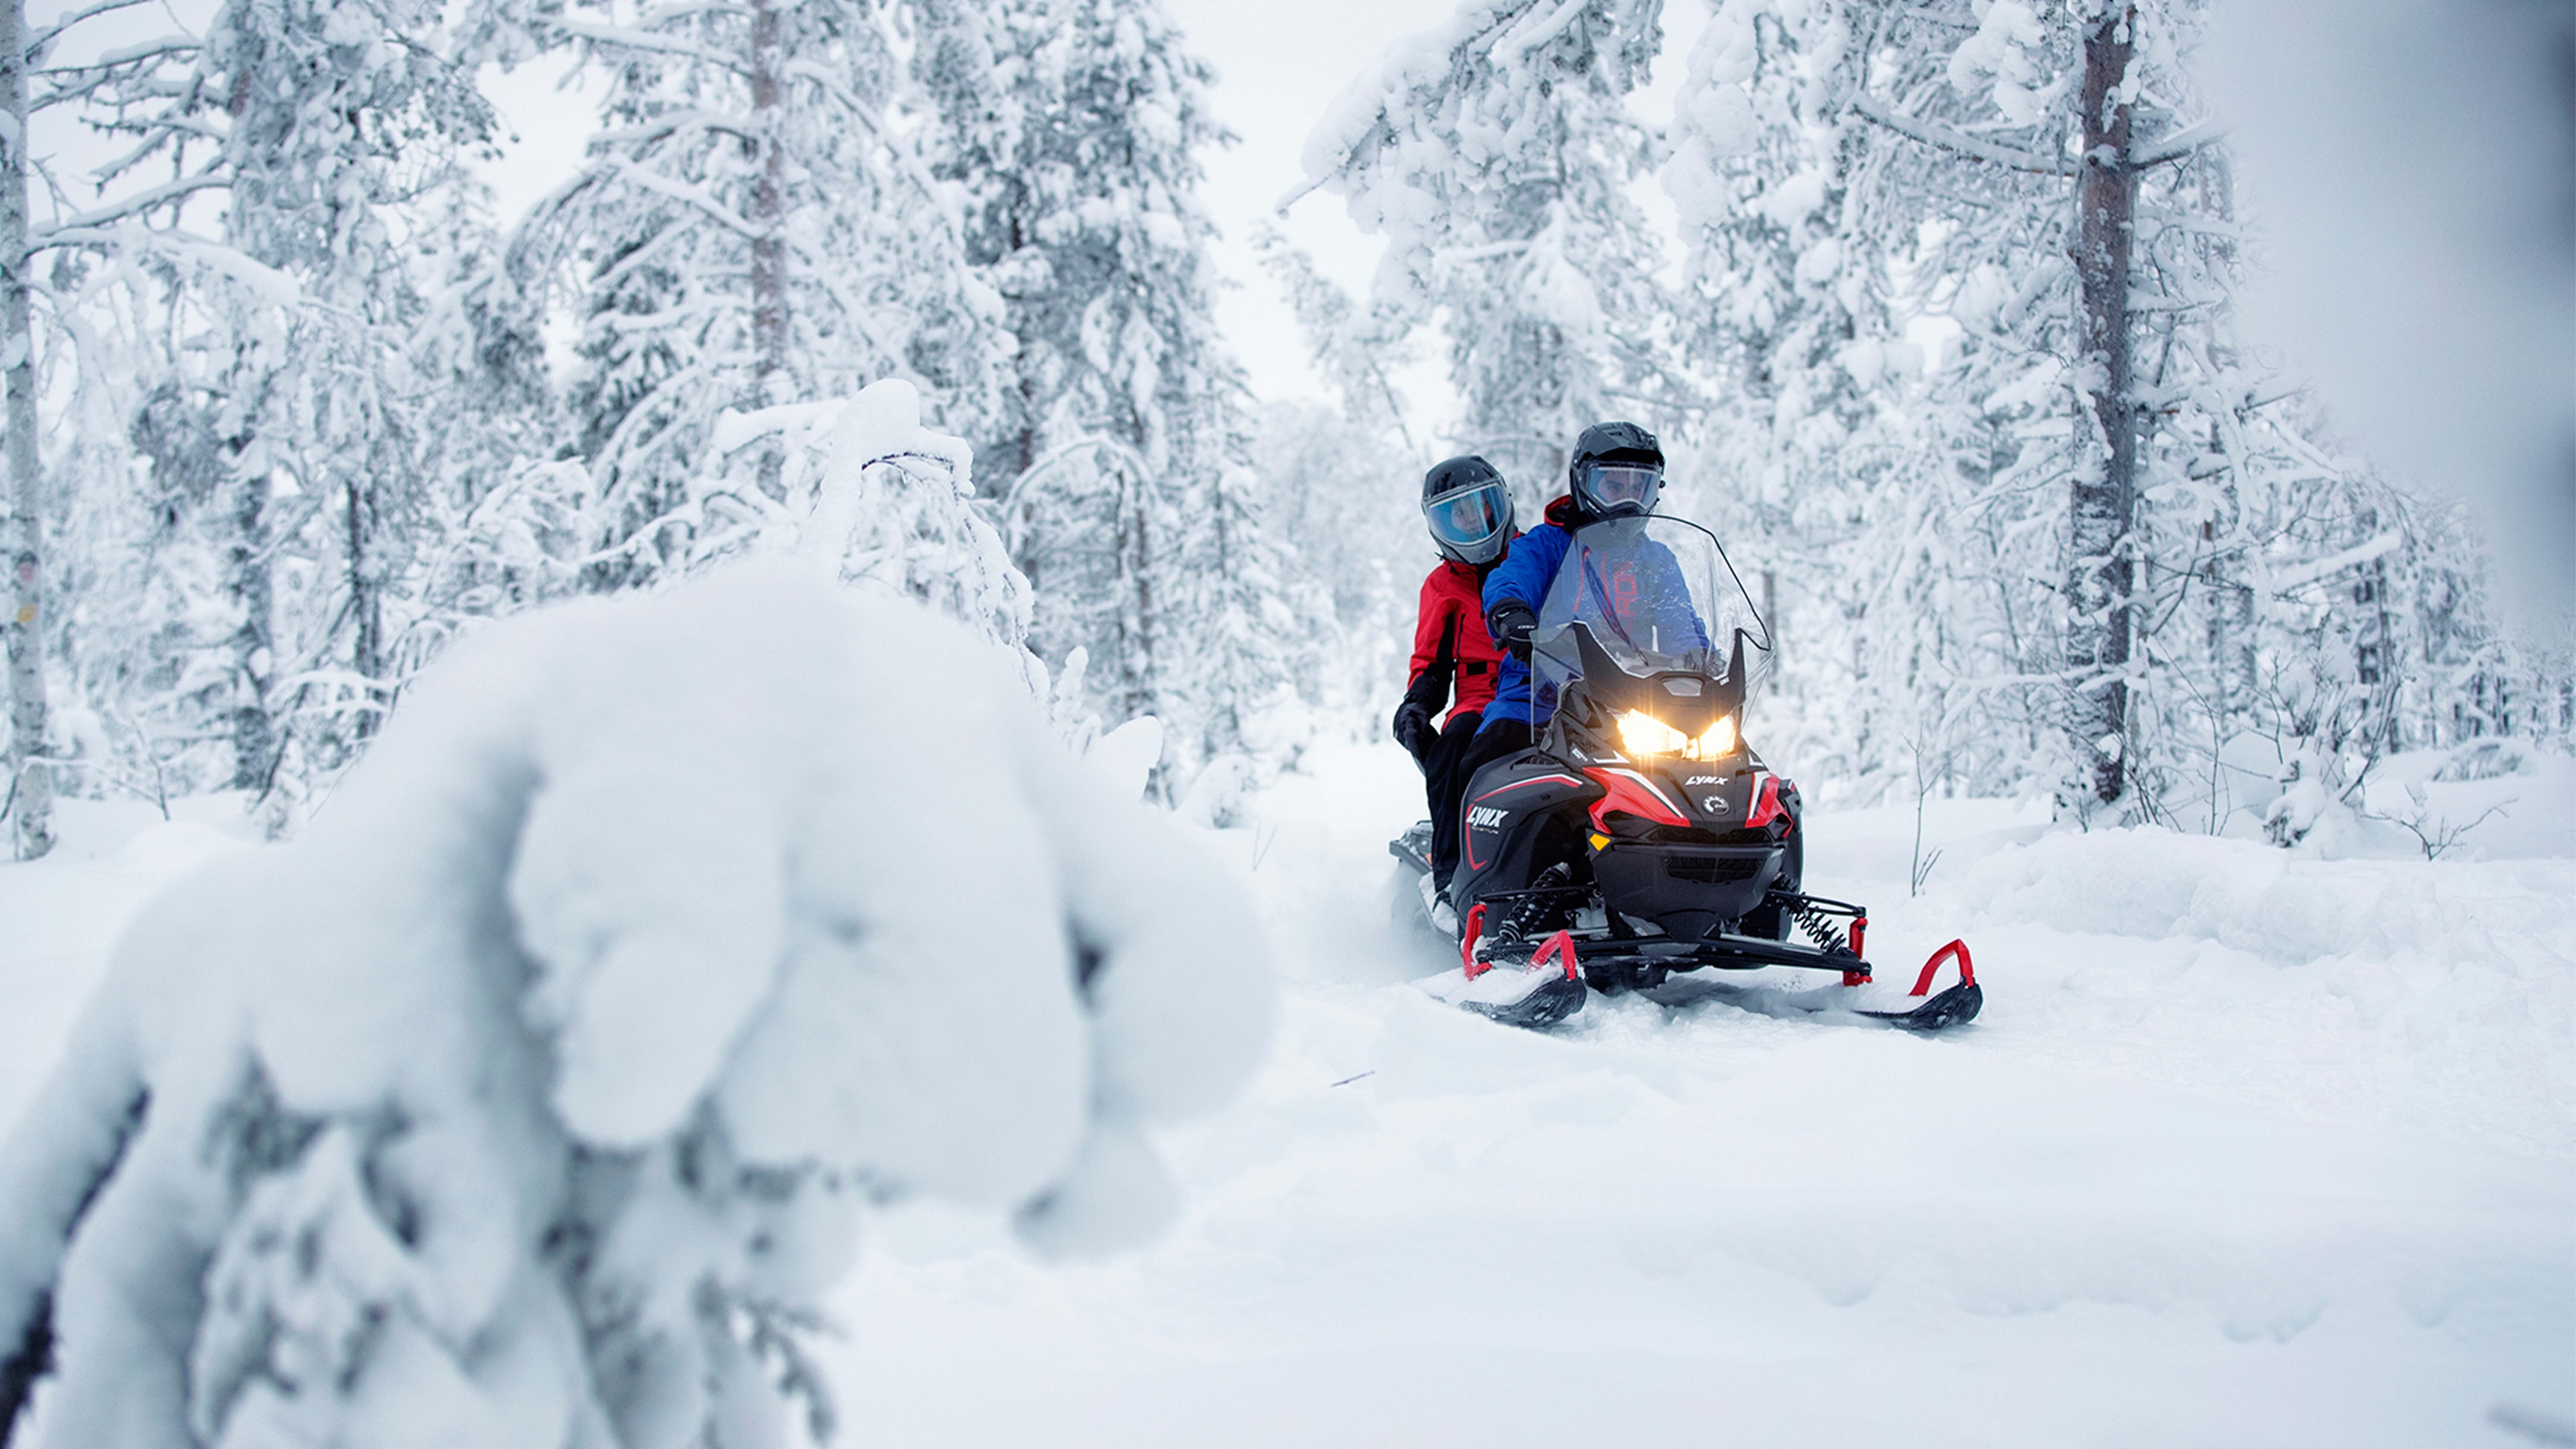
1391 515 1982 1032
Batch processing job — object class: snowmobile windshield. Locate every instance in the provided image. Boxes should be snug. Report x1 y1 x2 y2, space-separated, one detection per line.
1423 478 1511 554
1530 516 1769 717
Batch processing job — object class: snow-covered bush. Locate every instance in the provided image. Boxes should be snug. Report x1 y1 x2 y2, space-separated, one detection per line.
0 566 1274 1447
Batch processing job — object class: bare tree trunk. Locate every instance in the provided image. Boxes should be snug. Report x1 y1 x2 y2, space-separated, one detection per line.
346 474 381 739
1115 459 1156 728
748 0 787 407
2 0 52 860
2066 4 2139 807
226 468 275 792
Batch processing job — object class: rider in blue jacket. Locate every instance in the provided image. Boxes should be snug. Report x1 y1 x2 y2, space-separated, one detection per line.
1472 421 1669 751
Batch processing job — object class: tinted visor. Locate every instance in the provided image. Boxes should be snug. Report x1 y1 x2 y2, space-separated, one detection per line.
1584 462 1662 513
1425 479 1510 552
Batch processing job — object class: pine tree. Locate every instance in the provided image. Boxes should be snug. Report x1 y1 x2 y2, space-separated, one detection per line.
1298 0 1678 492
935 0 1297 769
520 0 1009 587
33 0 503 816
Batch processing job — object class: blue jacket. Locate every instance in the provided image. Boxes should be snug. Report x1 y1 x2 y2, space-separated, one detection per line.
1480 497 1709 736
1478 497 1583 734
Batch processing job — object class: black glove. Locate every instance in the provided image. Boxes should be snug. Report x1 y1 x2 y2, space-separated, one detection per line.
1392 700 1434 763
1486 600 1538 661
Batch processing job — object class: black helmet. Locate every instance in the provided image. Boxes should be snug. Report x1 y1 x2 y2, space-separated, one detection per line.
1567 421 1664 519
1420 455 1515 566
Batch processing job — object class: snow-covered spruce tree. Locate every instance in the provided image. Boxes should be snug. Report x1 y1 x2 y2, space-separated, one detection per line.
929 0 1299 771
1252 224 1418 452
0 570 1274 1449
1248 400 1421 724
679 378 1045 689
387 180 587 684
1741 0 2547 829
1247 232 1427 726
518 0 1010 590
1660 0 1986 797
1299 0 1679 495
35 0 502 816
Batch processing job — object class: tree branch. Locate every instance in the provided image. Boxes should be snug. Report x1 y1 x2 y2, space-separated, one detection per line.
1846 91 2077 176
2131 117 2228 169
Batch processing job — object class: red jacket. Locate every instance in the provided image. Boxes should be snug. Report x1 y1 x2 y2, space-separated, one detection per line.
1405 556 1507 725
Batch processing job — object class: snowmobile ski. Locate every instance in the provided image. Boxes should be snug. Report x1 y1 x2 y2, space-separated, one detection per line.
1638 938 1982 1032
1413 915 1589 1030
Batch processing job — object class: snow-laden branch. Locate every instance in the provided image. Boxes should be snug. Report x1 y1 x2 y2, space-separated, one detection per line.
1845 91 2078 176
554 17 750 77
1491 0 1589 70
600 157 761 238
2266 530 2403 594
26 0 174 60
31 172 226 236
2131 117 2228 169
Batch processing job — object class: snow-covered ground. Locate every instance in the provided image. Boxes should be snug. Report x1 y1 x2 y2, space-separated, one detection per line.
6 742 2572 1446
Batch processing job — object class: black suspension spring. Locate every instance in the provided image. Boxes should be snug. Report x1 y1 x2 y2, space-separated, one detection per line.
1492 863 1574 945
1789 897 1846 954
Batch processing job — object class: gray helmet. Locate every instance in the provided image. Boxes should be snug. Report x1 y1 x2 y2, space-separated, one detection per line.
1421 455 1515 566
1568 421 1664 519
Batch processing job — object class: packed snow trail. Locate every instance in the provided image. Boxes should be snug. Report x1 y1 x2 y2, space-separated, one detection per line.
824 740 2574 1447
4 738 2571 1446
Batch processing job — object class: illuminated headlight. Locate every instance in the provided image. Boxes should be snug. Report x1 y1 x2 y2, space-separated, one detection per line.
1616 710 1689 757
1701 712 1738 758
1616 710 1740 760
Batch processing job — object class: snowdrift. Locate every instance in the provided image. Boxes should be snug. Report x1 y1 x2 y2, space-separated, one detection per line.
0 567 1274 1448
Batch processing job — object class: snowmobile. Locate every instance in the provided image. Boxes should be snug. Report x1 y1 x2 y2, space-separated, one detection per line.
1391 514 1982 1033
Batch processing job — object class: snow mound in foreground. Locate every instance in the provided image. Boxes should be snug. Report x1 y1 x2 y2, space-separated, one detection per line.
0 566 1273 1448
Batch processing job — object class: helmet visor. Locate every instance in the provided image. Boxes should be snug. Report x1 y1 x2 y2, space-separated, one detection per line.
1584 462 1663 514
1425 479 1510 552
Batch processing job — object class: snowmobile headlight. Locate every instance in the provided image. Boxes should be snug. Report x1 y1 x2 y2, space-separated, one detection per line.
1617 709 1738 759
1616 710 1690 757
1699 713 1738 758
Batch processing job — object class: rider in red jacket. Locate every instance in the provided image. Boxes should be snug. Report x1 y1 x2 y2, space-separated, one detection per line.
1392 456 1517 914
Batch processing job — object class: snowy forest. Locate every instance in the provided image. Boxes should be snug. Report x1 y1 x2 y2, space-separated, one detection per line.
2 0 2572 1445
0 0 2563 860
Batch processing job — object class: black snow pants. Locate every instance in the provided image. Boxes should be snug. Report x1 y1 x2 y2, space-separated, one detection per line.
1430 714 1537 892
1423 711 1490 892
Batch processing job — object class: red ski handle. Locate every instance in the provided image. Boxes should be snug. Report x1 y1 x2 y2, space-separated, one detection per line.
1910 939 1975 997
1531 929 1579 981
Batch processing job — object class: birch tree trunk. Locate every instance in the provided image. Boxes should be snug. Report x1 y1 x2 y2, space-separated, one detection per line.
2066 4 2140 808
1 0 52 860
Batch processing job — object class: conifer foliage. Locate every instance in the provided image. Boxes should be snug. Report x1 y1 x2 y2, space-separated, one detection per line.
1650 0 2564 825
1301 0 1679 492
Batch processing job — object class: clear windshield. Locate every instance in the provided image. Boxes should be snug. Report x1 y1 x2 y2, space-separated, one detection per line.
1531 516 1769 716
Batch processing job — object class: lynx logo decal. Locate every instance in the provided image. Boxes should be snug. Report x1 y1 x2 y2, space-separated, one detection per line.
1466 805 1509 830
